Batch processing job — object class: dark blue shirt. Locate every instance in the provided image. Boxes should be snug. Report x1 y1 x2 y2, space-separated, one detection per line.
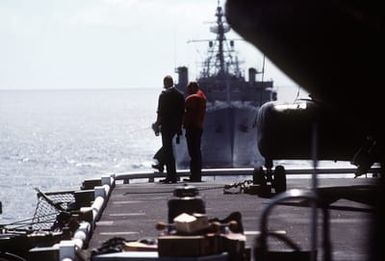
157 87 185 132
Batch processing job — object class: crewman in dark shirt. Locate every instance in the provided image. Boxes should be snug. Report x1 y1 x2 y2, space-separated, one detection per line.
153 75 185 183
183 81 207 182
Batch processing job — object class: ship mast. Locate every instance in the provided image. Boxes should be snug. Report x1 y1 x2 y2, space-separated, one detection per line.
188 1 239 79
215 5 226 74
207 1 233 77
212 2 231 104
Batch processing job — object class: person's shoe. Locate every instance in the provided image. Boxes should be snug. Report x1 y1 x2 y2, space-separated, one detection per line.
152 163 164 173
182 178 202 182
159 178 177 184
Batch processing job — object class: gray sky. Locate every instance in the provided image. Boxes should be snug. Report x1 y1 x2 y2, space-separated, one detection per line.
0 0 305 99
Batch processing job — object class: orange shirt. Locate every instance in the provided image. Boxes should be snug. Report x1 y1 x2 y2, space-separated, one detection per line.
183 90 207 129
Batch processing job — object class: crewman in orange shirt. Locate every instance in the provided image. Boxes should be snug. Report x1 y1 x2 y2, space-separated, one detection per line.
183 81 207 182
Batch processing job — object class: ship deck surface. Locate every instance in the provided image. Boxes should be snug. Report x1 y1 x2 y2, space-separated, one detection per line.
88 176 376 261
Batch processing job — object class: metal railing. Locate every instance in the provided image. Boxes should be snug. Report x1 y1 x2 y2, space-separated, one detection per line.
114 167 381 183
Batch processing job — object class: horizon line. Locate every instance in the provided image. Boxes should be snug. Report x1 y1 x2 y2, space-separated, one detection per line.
0 86 160 91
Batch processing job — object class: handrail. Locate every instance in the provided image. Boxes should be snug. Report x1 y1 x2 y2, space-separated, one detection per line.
114 167 381 183
56 175 115 261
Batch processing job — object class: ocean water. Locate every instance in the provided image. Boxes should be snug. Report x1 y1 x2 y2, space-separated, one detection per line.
0 89 162 222
0 89 356 223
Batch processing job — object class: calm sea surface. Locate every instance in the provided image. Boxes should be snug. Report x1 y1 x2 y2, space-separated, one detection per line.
0 89 354 223
0 89 162 222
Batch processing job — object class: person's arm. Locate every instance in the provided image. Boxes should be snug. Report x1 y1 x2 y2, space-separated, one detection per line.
156 92 165 126
152 92 165 136
183 96 199 129
177 94 185 135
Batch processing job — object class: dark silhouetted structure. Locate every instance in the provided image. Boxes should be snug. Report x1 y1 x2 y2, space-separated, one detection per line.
225 1 384 260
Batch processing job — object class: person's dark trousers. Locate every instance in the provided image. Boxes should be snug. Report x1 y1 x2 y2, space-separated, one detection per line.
153 147 165 172
161 129 177 181
186 128 203 181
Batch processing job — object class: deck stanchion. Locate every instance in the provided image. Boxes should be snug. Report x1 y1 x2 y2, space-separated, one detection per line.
59 240 75 261
310 122 319 261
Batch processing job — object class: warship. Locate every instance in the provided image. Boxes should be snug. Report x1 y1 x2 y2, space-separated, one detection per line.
175 3 277 168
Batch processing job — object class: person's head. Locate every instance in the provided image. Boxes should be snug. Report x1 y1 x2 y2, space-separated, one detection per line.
163 75 174 89
187 81 199 95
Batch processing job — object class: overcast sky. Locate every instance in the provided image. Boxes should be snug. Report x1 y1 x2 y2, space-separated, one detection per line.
0 0 304 99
